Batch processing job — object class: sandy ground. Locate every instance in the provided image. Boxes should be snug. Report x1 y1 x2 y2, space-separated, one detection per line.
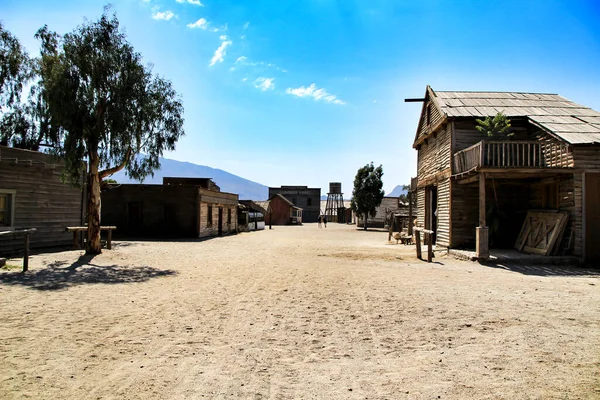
1 223 599 399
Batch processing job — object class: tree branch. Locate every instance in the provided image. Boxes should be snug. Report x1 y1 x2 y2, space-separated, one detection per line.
99 146 131 179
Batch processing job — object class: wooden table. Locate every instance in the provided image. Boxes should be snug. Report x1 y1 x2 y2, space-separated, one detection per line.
0 228 37 272
65 226 117 250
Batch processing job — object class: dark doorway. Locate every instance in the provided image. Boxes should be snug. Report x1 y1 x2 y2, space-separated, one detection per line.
218 207 223 235
585 173 600 261
127 202 143 234
426 186 438 244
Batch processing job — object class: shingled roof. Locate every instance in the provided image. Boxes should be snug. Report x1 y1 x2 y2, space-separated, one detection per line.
430 89 600 144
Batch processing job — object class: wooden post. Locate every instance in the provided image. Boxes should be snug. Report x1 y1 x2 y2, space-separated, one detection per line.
73 231 79 249
23 233 30 272
415 230 422 259
477 172 489 260
408 191 413 235
107 229 112 250
427 233 433 262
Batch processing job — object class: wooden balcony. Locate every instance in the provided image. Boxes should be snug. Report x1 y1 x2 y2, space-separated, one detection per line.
453 140 573 176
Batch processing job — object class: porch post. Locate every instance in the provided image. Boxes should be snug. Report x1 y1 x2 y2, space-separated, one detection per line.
408 190 413 235
476 172 489 260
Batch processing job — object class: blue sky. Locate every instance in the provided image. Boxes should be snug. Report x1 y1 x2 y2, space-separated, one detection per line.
3 0 600 195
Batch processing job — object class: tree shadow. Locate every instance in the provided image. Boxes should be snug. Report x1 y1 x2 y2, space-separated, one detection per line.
0 254 176 291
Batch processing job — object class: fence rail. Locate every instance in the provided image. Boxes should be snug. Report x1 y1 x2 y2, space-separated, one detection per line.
453 140 573 174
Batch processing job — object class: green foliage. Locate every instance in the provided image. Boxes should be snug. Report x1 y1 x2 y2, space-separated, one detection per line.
0 23 33 108
475 112 513 139
37 8 185 186
350 162 385 229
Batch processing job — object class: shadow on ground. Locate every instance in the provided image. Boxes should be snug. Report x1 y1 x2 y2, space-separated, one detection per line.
483 261 600 277
0 255 176 291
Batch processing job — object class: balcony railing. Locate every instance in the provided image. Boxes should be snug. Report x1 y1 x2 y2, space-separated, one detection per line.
453 140 573 175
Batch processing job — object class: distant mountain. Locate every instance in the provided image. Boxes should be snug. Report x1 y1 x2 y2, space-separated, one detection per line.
111 157 269 200
388 185 408 198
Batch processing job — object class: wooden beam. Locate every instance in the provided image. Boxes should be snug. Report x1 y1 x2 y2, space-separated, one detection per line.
479 172 486 227
404 98 426 102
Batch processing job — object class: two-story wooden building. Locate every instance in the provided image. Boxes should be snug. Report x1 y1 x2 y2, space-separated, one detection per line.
411 86 600 262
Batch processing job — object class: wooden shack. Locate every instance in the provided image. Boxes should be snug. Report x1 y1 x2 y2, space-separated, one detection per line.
0 146 83 254
102 177 238 238
411 86 600 262
356 196 405 228
263 194 303 225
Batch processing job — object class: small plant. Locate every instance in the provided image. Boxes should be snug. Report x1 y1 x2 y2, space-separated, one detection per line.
1 263 22 271
475 112 513 139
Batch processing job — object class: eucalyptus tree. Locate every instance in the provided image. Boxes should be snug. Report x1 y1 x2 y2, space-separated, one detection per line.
39 10 185 254
350 162 385 230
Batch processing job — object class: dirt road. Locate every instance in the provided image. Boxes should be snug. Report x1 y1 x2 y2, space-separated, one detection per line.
1 223 599 399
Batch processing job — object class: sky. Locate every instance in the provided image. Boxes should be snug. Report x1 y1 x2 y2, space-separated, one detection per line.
2 0 600 196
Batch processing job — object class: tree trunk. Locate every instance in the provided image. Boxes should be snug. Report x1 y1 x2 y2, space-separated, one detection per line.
86 150 102 255
363 213 368 230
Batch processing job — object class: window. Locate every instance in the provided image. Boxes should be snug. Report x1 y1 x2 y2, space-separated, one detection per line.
207 205 213 225
0 190 16 229
227 208 232 224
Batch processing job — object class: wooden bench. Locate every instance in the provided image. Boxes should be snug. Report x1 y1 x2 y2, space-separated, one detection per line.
65 226 117 250
0 228 37 272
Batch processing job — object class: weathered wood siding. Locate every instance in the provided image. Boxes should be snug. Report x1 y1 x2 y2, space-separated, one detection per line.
436 178 451 247
416 188 425 228
102 185 198 237
417 123 452 184
416 98 444 143
356 197 400 228
264 196 296 226
0 146 82 254
198 189 238 238
450 182 479 248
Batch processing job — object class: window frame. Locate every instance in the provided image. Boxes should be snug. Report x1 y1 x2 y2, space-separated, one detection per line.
0 189 17 231
207 205 213 225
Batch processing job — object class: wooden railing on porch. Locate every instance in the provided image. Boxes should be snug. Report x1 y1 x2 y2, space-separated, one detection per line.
453 140 573 175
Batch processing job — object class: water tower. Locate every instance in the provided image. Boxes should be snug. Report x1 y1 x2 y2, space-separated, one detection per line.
325 182 345 223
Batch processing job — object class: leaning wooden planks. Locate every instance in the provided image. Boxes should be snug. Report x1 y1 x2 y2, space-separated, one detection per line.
515 211 569 256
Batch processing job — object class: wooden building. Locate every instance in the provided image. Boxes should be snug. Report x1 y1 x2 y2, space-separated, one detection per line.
102 177 238 238
356 196 404 228
268 186 320 222
238 200 268 231
411 86 600 262
0 146 83 254
263 194 303 225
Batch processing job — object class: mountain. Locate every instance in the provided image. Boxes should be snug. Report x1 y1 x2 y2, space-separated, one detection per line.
388 185 408 198
111 157 269 200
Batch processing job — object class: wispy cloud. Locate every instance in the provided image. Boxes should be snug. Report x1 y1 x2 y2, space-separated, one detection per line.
243 21 250 30
254 77 275 91
187 18 208 29
286 84 345 105
152 10 175 20
176 0 203 5
234 56 287 73
210 38 232 66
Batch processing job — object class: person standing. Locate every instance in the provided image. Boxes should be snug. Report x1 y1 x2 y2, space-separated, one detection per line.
323 215 327 228
318 215 322 228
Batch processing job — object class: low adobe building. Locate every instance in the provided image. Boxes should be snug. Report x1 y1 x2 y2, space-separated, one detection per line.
263 194 303 225
102 177 238 238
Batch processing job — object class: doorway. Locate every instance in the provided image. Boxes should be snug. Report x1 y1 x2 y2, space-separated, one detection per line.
585 173 600 261
218 207 223 235
425 186 437 244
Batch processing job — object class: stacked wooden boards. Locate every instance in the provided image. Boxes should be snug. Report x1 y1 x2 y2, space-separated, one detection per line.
515 211 569 256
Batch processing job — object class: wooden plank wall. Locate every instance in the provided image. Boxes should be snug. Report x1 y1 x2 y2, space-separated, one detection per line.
416 188 425 228
102 185 199 237
450 181 479 248
417 123 452 180
571 147 600 257
436 178 451 247
416 99 443 142
0 147 82 254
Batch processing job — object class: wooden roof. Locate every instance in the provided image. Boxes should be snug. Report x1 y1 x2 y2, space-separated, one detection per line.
429 87 600 144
